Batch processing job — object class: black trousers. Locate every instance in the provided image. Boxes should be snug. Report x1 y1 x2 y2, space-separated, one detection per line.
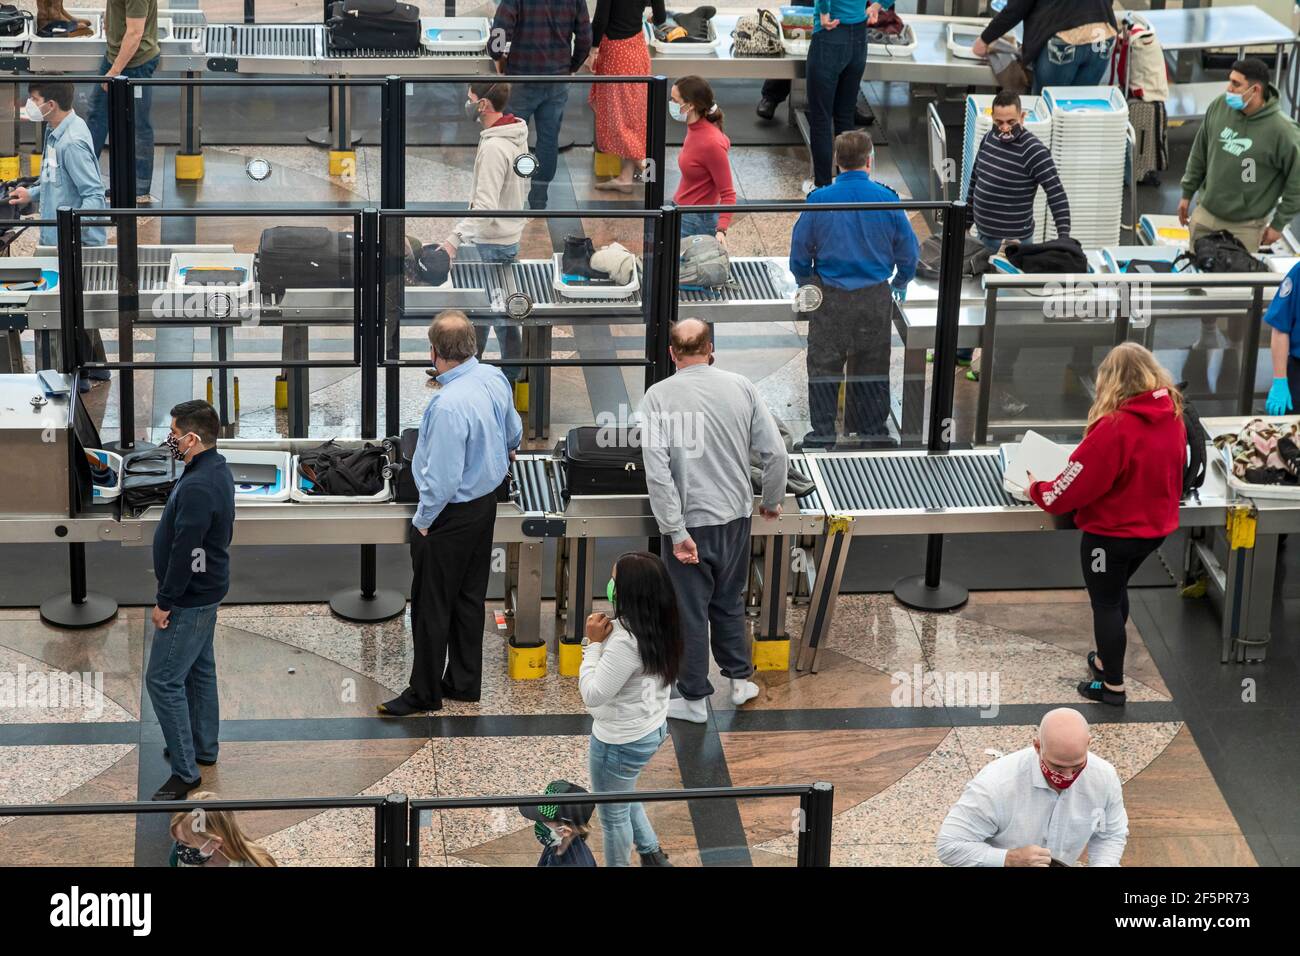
806 281 893 441
406 490 497 707
1080 531 1165 686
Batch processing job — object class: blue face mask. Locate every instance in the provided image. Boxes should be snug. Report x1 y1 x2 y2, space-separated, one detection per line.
1225 91 1248 111
669 101 687 122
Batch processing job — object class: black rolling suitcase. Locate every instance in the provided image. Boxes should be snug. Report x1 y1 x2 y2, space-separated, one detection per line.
561 426 647 497
255 226 354 296
326 0 421 52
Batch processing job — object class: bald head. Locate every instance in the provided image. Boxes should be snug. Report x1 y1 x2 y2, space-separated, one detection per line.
428 310 478 367
669 318 713 368
1035 708 1090 768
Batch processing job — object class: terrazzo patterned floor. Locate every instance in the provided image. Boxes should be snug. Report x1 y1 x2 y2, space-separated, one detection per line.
0 591 1254 867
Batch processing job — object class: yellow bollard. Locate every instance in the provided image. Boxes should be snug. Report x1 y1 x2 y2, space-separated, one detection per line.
0 156 20 180
508 639 547 680
594 151 622 178
557 638 582 677
752 635 791 672
205 376 241 416
175 153 205 181
513 380 529 414
274 375 288 410
29 153 41 177
329 150 357 177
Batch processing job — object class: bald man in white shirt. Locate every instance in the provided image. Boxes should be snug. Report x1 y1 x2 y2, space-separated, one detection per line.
937 708 1128 866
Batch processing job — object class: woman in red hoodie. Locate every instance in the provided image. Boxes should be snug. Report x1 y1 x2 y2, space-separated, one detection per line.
671 76 736 243
1027 343 1186 706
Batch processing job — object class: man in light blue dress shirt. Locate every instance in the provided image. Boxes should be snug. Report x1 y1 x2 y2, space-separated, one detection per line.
10 80 109 388
379 311 522 716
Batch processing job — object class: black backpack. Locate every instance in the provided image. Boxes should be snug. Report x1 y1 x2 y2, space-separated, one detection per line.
0 5 31 37
298 440 388 497
326 0 421 52
385 428 515 505
1175 382 1207 500
121 448 185 515
1175 229 1266 274
255 226 354 297
915 235 994 281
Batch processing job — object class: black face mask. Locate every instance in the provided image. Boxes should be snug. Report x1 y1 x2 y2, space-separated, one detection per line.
995 123 1021 141
175 841 215 865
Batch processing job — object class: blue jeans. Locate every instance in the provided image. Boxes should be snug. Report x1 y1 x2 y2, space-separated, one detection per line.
1032 37 1114 95
462 242 522 382
86 55 159 196
680 211 719 239
507 82 570 210
589 724 668 866
806 22 868 187
145 602 221 782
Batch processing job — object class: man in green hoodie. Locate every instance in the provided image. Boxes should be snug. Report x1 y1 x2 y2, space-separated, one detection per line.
1179 58 1300 254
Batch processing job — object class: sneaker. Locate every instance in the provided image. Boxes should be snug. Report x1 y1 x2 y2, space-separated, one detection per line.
756 98 777 121
1086 651 1105 682
639 848 673 867
965 368 980 382
667 695 708 723
730 679 759 706
1077 680 1126 706
152 773 201 801
136 193 156 205
801 178 817 197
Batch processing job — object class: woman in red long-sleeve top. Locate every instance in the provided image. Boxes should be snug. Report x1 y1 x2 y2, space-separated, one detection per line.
671 76 737 245
1026 342 1187 707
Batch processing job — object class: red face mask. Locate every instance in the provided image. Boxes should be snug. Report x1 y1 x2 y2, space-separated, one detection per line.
1040 755 1086 790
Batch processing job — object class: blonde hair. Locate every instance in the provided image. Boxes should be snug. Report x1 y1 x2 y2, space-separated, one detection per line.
171 793 278 867
1086 342 1183 435
551 821 591 858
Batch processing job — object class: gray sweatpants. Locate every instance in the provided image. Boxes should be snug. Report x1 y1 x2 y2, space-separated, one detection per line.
661 515 754 700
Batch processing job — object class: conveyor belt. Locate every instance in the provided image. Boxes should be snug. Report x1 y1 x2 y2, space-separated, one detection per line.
790 456 822 513
511 456 561 514
204 24 323 59
80 262 171 293
812 451 1030 513
680 259 793 306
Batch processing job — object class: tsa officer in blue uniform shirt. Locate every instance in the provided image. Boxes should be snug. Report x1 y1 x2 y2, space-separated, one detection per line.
1262 260 1300 414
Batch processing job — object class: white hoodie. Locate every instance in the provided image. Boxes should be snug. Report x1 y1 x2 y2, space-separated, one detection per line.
450 116 530 250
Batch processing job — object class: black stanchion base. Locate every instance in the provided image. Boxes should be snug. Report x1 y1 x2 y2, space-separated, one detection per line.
39 593 118 629
330 588 406 623
893 575 968 612
305 127 367 148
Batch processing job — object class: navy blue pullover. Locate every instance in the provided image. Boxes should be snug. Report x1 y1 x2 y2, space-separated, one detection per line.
152 447 235 611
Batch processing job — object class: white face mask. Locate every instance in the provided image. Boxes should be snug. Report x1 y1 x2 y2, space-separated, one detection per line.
21 98 48 123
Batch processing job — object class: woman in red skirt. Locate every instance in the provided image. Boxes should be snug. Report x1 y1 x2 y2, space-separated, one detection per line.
588 1 668 192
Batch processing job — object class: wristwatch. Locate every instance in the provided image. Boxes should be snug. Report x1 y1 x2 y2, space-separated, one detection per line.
580 636 591 648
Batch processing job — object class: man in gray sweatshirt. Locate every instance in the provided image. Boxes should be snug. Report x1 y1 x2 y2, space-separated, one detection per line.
639 319 789 722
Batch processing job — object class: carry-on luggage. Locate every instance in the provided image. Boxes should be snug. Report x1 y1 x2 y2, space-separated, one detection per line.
298 440 387 497
560 426 647 497
326 0 421 52
386 428 515 505
121 448 185 514
1128 98 1167 185
255 226 354 296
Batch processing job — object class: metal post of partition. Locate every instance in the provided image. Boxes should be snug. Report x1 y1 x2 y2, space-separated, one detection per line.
894 201 969 612
796 781 834 867
1237 287 1264 415
645 78 669 211
40 207 118 630
106 77 140 456
381 76 405 440
246 0 256 24
332 208 406 624
379 792 410 867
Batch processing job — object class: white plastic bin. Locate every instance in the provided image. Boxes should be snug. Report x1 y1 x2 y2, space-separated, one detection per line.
289 454 393 504
86 448 122 503
551 253 639 300
221 449 292 503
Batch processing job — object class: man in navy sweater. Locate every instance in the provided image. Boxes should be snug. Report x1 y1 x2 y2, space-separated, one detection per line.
145 400 235 800
790 130 919 448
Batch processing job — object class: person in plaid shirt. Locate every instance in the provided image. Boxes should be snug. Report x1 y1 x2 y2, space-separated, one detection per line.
490 0 592 210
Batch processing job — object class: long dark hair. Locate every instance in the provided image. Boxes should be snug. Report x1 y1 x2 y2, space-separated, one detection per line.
613 551 683 685
674 75 725 132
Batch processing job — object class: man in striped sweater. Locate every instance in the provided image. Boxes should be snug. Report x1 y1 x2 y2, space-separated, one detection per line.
959 90 1072 372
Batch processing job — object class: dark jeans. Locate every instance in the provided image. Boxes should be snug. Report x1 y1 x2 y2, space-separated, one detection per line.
1290 356 1300 410
145 601 221 783
506 82 570 209
761 79 792 104
661 515 754 700
1080 532 1165 686
806 22 868 187
405 491 497 708
1031 36 1114 95
680 211 718 238
87 55 159 196
462 242 523 382
806 280 892 441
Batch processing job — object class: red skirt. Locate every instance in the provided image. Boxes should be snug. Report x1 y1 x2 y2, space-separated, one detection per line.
588 33 651 161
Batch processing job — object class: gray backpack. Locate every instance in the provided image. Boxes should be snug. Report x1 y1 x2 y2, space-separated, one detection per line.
679 234 732 289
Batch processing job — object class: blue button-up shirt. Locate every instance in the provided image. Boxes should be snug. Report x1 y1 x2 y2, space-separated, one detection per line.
790 170 919 291
29 111 107 248
411 356 523 529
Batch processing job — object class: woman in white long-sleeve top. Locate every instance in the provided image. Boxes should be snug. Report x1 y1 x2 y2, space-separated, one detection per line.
580 551 684 867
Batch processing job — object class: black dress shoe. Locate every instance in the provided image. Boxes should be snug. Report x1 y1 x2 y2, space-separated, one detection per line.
440 681 480 703
163 747 217 766
756 97 777 121
152 773 202 801
377 694 439 716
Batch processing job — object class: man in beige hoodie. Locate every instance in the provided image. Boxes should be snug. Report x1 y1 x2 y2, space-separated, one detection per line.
439 81 531 383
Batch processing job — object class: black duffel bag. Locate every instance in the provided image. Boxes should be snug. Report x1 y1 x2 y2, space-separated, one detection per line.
560 426 647 498
387 428 515 506
255 226 354 297
326 0 421 52
1175 229 1267 274
121 448 185 515
298 440 388 497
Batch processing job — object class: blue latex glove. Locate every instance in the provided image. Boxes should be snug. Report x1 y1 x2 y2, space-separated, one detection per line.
1266 377 1293 416
892 286 907 302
